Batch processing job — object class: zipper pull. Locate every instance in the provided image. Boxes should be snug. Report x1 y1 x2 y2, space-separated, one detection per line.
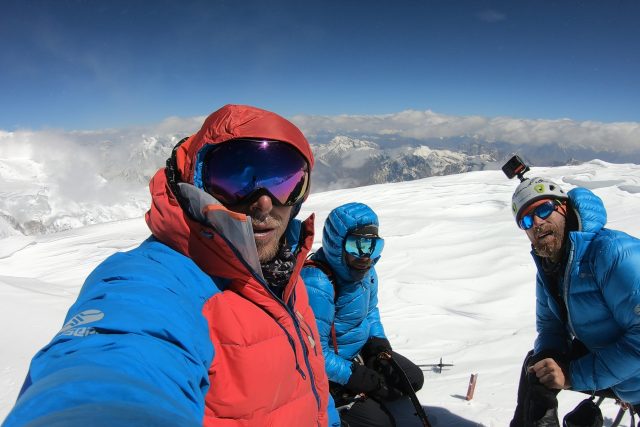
295 310 317 350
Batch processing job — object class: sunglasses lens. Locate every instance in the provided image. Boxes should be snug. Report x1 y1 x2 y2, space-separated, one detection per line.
344 235 384 259
203 139 309 206
518 201 557 230
536 202 555 220
519 215 534 230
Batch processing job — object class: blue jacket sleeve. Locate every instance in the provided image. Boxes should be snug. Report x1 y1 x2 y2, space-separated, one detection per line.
301 266 354 385
327 394 341 427
534 273 570 354
366 269 386 339
570 235 640 392
2 239 215 427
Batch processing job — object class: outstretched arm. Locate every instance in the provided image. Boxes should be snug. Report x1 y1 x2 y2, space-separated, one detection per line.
3 240 214 427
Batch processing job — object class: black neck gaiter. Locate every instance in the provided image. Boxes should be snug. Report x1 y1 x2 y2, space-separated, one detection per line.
260 242 296 300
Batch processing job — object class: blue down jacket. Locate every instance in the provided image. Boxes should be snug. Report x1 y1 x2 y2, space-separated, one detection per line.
301 203 387 385
533 187 640 404
3 229 339 427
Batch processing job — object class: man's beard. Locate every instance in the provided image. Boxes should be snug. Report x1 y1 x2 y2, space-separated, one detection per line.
532 225 564 260
254 215 286 263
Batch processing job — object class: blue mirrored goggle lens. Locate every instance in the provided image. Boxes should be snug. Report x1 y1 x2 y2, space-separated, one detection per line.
202 139 309 206
518 201 556 230
344 235 384 259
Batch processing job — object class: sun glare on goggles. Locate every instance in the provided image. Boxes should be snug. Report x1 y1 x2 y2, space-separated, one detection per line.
344 234 384 259
202 139 310 206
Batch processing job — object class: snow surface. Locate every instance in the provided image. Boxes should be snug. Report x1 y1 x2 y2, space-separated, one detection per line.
1 160 640 426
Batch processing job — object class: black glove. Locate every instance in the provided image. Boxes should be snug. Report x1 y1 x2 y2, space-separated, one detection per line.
371 357 408 401
361 337 392 366
345 363 383 394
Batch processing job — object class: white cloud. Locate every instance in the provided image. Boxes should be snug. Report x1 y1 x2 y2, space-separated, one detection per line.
0 117 202 214
291 110 640 153
2 110 640 202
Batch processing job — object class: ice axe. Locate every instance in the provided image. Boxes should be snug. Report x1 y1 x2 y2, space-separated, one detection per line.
418 357 454 373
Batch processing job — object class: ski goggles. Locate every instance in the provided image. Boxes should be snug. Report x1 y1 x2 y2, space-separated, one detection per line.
518 199 561 230
202 138 310 206
344 234 384 259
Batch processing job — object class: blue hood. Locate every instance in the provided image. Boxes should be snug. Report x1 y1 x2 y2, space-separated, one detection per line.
568 187 606 233
322 202 380 282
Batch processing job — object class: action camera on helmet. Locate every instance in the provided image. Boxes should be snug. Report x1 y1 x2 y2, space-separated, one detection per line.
502 155 530 182
505 155 568 222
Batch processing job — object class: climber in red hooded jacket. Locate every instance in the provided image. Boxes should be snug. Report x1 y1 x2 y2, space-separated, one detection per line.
3 105 339 427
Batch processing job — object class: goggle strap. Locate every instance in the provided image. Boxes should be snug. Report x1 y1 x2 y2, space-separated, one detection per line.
555 200 567 216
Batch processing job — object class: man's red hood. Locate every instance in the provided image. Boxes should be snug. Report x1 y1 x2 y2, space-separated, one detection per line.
175 104 314 185
144 104 315 284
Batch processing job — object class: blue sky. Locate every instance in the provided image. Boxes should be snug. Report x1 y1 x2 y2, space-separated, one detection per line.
1 0 639 130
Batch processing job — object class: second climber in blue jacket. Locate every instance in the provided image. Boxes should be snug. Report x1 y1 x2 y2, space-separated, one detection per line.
302 202 424 427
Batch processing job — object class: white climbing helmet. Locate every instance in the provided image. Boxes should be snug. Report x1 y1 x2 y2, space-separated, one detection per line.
512 177 567 222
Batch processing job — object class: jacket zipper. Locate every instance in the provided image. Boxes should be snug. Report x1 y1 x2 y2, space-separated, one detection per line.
562 239 578 339
295 310 318 356
210 227 322 411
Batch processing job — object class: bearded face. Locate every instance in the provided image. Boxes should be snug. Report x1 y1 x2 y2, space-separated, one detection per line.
229 194 293 263
251 206 290 263
525 210 567 262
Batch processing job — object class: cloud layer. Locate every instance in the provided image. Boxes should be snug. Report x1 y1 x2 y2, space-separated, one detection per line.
291 110 640 153
2 110 639 159
1 109 639 236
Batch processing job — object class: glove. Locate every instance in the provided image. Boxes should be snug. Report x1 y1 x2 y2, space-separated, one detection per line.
370 357 407 401
345 363 383 394
361 337 392 367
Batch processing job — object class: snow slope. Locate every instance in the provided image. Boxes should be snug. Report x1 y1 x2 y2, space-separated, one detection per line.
1 160 639 426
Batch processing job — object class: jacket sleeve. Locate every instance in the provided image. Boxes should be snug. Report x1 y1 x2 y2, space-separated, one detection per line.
366 269 386 339
327 394 341 427
301 266 354 385
2 241 214 427
570 236 640 392
534 273 570 354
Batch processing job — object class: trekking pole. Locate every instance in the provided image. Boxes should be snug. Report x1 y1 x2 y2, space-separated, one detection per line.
378 352 433 427
610 407 625 427
335 393 366 412
610 399 633 427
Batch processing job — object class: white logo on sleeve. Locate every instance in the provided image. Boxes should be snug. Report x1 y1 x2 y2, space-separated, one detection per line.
58 309 105 337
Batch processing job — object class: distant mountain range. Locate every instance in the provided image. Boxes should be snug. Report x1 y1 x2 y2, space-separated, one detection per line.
311 136 494 191
1 132 638 237
309 134 640 191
